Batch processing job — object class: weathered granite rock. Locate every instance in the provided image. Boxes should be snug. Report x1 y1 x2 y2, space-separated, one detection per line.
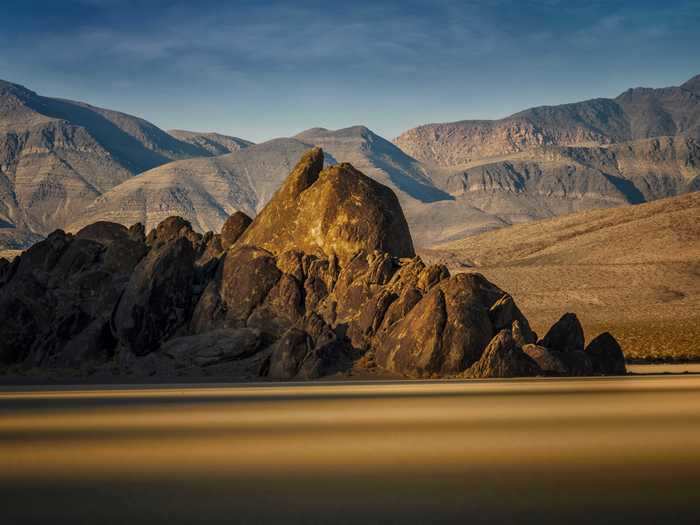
221 211 253 249
586 332 626 375
238 148 415 264
466 330 541 378
539 313 585 353
0 148 626 381
489 295 536 344
558 351 594 376
113 236 196 355
267 328 312 379
522 344 568 374
146 216 200 248
162 328 262 367
0 257 10 286
0 224 148 366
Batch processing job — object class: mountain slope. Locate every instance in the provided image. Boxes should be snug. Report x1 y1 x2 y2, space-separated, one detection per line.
395 74 700 167
168 129 254 155
421 192 700 360
295 126 451 203
0 79 216 243
67 138 334 233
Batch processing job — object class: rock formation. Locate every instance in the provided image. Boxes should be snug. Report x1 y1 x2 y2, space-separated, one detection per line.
0 148 626 380
237 147 415 264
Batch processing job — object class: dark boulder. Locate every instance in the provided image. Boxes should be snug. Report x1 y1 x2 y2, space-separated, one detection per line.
113 236 196 355
467 330 541 379
162 327 262 367
0 224 147 367
374 287 448 378
558 351 594 376
586 332 626 375
221 211 253 249
539 313 585 353
267 328 312 380
146 216 201 248
522 344 568 375
489 294 536 344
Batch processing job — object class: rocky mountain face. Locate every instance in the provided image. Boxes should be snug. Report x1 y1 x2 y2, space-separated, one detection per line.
389 75 700 244
0 149 625 381
0 79 251 251
167 129 254 156
395 75 700 167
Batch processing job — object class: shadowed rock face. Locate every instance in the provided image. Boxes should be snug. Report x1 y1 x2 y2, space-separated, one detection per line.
539 313 585 353
221 211 252 249
0 148 624 380
586 332 626 375
466 330 540 379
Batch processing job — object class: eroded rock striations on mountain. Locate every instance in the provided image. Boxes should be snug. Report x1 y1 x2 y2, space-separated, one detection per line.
0 149 626 380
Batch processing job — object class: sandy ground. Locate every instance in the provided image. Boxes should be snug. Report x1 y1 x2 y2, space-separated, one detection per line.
1 377 699 524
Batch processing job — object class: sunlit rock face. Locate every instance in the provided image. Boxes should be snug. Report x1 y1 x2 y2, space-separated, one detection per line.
0 148 625 379
237 147 415 265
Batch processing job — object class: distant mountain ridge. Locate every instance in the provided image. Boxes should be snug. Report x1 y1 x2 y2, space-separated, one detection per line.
1 74 699 255
168 129 254 156
394 74 700 167
0 78 253 247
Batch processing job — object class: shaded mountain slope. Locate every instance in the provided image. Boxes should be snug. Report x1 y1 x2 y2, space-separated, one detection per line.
0 79 223 244
295 126 452 203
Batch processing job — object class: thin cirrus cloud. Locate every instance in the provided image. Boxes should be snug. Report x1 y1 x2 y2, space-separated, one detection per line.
0 0 698 142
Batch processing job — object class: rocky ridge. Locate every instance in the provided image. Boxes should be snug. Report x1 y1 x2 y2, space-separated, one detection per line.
0 149 625 380
394 75 700 167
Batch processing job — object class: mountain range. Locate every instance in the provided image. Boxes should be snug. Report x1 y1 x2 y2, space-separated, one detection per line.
1 73 699 256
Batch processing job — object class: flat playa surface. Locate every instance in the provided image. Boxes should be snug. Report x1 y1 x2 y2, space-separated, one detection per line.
2 376 700 524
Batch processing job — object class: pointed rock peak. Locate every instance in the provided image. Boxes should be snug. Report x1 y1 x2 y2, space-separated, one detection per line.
221 211 253 249
238 149 415 265
283 147 325 199
467 330 540 379
539 312 585 353
585 332 626 375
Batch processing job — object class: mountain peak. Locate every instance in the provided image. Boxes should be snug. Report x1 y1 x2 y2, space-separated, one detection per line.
295 125 375 141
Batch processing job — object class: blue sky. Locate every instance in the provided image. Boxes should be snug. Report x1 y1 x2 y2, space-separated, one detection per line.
1 0 699 142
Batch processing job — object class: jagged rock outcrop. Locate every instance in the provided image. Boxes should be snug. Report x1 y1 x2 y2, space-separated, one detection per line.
466 330 540 379
113 235 196 356
586 332 627 375
237 148 415 265
0 148 626 380
522 344 568 375
0 225 147 366
539 313 585 353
